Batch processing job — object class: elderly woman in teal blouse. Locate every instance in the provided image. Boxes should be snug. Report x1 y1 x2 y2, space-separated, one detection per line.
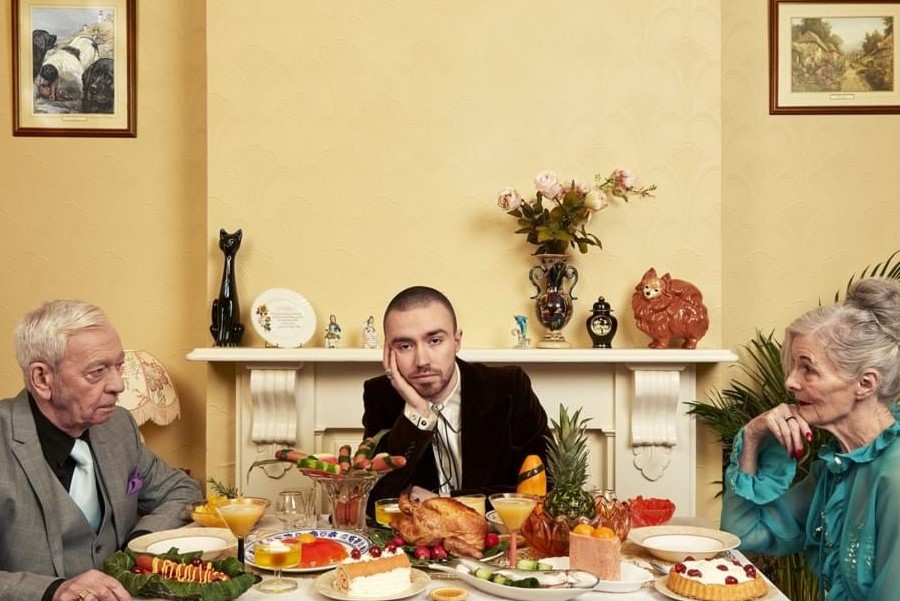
721 277 900 601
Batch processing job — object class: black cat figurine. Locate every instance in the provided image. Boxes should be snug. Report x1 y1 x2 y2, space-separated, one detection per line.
210 228 245 347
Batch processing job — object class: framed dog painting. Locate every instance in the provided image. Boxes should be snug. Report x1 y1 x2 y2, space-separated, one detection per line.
770 0 900 114
12 0 136 137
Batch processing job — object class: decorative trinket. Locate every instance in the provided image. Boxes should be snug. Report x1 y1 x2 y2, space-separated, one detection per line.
324 314 342 348
210 228 244 347
511 314 531 349
361 315 378 349
586 296 618 348
631 268 709 349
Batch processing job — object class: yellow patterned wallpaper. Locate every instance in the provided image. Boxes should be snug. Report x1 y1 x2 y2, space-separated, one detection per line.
0 1 208 478
2 1 898 523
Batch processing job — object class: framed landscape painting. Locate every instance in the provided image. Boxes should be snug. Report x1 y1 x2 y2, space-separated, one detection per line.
769 0 900 114
12 0 136 136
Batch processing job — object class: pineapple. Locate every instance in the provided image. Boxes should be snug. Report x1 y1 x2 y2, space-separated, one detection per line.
542 405 596 522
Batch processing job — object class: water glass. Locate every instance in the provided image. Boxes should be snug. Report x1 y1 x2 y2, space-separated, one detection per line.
276 488 317 530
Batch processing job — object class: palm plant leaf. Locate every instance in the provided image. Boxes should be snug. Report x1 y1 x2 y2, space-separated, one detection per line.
833 249 900 301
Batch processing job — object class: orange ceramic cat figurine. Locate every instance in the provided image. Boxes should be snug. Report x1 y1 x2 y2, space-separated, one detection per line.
631 268 708 349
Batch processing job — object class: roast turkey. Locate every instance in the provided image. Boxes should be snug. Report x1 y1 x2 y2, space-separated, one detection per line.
393 492 487 558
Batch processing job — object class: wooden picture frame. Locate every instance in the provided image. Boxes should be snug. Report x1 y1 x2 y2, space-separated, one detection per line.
12 0 136 137
769 0 900 114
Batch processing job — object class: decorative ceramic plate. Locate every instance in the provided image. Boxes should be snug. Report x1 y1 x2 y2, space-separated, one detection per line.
128 527 236 561
250 288 316 348
536 557 653 593
628 526 740 562
313 568 430 601
246 528 371 574
428 563 598 601
653 576 779 601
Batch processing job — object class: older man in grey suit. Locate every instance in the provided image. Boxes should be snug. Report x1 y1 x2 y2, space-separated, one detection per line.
0 300 203 601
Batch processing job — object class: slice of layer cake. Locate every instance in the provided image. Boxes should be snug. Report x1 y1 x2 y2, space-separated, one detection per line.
333 548 412 598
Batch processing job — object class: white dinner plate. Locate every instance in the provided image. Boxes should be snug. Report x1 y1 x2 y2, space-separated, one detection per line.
246 528 371 574
128 527 236 561
250 288 316 348
653 576 779 601
628 526 740 562
314 568 430 601
534 557 653 593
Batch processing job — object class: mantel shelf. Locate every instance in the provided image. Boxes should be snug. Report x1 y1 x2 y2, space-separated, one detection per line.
187 347 737 365
190 345 737 514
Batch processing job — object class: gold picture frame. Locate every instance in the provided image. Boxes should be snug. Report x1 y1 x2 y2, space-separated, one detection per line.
12 0 136 136
769 0 900 114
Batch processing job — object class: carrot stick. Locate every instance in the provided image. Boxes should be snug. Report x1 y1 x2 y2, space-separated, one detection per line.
369 453 407 472
274 448 308 463
338 444 352 473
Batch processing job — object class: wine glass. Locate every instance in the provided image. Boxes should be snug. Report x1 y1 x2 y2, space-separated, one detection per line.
276 489 317 529
215 497 270 564
252 538 301 594
489 493 537 568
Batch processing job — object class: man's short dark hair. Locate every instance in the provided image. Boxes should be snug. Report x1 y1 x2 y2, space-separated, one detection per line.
384 286 458 331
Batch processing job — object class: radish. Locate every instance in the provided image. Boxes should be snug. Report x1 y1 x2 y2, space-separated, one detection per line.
431 544 448 561
414 546 432 560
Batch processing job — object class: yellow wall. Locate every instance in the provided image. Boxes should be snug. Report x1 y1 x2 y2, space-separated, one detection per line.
0 1 208 479
3 1 899 522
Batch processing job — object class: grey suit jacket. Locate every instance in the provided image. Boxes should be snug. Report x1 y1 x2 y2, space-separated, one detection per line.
0 390 203 600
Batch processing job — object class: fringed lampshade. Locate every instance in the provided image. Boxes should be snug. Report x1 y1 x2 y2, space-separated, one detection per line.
118 350 181 426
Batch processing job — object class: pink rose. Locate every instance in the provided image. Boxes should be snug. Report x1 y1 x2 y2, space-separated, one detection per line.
610 167 635 193
534 170 563 200
561 178 591 197
497 188 523 211
584 188 608 212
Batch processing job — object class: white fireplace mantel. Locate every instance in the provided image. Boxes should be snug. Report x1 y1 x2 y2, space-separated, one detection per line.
188 347 737 515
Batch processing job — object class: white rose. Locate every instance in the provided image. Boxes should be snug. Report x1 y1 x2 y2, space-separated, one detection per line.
497 188 523 211
534 170 563 200
584 188 608 212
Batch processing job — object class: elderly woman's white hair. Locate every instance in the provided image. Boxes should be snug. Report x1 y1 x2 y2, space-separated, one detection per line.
783 278 900 402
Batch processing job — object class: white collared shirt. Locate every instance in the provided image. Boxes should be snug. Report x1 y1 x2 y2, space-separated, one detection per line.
402 364 463 494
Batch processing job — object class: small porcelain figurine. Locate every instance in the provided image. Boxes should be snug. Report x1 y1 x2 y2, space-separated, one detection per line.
324 314 342 348
362 315 378 349
511 314 531 349
631 268 709 349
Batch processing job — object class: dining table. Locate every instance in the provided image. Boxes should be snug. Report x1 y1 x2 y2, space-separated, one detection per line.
144 515 790 601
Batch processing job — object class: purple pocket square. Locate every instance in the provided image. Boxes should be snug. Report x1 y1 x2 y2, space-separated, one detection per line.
126 468 143 496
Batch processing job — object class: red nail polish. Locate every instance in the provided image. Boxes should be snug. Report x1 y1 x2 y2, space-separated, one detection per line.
804 431 813 442
793 447 804 459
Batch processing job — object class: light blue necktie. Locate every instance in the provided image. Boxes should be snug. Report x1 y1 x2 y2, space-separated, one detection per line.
69 439 101 532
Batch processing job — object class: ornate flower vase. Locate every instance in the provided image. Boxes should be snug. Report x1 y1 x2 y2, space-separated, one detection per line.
529 254 579 348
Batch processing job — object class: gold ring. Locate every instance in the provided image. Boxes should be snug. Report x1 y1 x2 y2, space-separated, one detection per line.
76 591 91 601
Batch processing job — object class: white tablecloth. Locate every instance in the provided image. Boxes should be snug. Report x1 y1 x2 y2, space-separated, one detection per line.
166 516 789 601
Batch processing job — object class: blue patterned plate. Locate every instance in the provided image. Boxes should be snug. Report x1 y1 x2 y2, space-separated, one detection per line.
246 528 371 573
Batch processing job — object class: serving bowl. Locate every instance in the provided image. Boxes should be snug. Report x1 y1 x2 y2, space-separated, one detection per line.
188 500 227 528
628 525 740 562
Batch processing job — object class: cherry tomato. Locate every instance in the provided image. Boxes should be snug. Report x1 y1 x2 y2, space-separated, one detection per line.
484 533 500 549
